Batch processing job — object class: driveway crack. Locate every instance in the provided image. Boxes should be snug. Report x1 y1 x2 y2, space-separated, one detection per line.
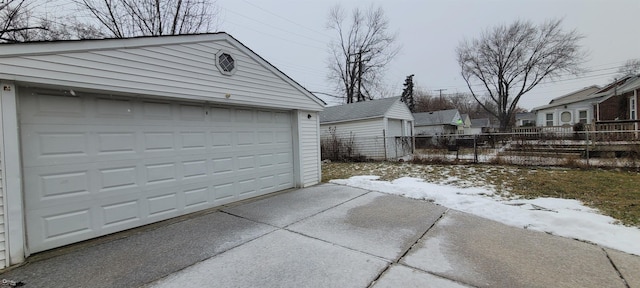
366 208 449 288
603 248 631 288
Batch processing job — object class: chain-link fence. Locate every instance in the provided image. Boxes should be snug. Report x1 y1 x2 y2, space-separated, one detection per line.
321 129 640 169
414 130 640 169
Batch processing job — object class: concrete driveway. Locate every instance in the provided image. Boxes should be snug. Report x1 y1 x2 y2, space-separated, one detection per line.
0 183 638 287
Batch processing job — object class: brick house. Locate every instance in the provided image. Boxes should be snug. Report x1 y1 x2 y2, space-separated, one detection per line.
596 74 640 122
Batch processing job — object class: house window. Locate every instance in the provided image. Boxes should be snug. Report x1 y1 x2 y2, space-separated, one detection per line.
215 50 237 75
560 111 571 123
578 110 588 124
545 113 554 126
631 96 637 120
218 53 235 72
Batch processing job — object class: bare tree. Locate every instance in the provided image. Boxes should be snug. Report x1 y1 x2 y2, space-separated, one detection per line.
414 89 455 112
1 0 106 42
327 5 399 103
457 19 586 131
616 59 640 78
0 0 46 42
73 0 219 38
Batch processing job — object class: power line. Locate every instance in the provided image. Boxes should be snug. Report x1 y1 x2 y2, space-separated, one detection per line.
221 6 327 46
239 0 332 39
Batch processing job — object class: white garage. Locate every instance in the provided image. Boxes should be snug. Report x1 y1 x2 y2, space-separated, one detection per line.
0 33 325 268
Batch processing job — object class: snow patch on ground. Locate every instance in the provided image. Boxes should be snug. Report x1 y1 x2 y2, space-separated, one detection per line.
330 176 640 256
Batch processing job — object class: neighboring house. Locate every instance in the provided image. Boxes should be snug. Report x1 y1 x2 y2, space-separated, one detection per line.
319 97 414 160
413 109 463 136
469 118 492 134
596 74 640 123
459 113 472 134
533 75 640 129
515 112 536 127
532 85 601 127
0 33 325 268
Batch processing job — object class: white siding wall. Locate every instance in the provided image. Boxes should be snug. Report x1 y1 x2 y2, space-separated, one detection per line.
535 101 597 127
0 35 323 112
386 119 412 159
299 111 320 186
320 118 386 159
387 119 403 137
385 101 414 120
0 149 5 269
320 118 384 139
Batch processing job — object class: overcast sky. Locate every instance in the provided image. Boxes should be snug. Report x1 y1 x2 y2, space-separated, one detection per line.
38 0 640 110
212 0 639 110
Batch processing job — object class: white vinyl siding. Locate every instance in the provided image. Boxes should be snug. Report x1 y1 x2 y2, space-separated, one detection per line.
0 149 5 269
387 119 403 137
385 101 414 121
320 118 385 159
299 111 321 186
320 118 384 139
0 35 322 112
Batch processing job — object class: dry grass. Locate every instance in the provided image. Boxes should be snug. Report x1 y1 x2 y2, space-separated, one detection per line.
322 162 640 227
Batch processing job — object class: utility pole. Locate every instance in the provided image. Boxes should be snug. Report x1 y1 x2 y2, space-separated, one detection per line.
357 51 363 102
348 50 370 103
435 89 447 101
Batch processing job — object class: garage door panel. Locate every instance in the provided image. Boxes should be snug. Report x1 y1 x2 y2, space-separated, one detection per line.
95 97 135 119
19 92 87 124
180 131 207 150
142 101 173 120
212 182 236 202
181 159 209 180
211 131 232 147
97 132 137 155
101 199 142 228
20 126 91 165
21 92 295 252
99 165 139 192
144 162 177 185
143 131 176 152
147 192 180 218
178 104 206 121
183 186 210 210
30 208 93 245
23 165 94 208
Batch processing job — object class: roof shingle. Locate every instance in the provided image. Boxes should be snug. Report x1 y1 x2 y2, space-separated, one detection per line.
319 97 401 123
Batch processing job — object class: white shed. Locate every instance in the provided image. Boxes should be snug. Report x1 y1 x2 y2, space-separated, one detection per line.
0 33 325 267
319 97 414 160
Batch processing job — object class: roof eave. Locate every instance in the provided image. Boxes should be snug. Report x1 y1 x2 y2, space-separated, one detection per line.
320 115 384 125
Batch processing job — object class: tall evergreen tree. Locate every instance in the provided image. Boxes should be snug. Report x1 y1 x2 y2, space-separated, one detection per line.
400 74 415 112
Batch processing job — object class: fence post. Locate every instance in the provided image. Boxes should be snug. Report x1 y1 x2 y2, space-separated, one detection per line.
474 135 478 163
585 130 590 167
383 129 387 160
412 135 416 154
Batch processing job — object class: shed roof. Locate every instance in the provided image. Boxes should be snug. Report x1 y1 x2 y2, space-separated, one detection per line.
319 97 402 123
413 109 461 126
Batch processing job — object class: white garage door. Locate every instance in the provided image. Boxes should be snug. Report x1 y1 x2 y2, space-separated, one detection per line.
19 90 294 253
